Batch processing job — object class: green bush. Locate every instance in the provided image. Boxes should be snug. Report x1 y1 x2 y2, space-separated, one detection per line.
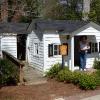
93 59 100 69
45 63 99 90
79 74 97 90
93 70 100 86
46 63 62 78
57 68 73 83
72 71 83 85
0 59 19 86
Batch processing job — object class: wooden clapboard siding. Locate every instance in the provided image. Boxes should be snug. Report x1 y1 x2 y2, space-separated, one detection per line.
1 36 17 58
43 33 70 72
27 26 100 72
27 31 44 72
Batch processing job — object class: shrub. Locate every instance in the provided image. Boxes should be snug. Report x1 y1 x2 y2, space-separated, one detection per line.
93 59 100 69
79 74 97 90
46 63 62 78
57 68 73 83
93 70 100 86
72 71 83 85
0 59 19 86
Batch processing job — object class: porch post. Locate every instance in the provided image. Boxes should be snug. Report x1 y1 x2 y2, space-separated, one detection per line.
71 36 74 71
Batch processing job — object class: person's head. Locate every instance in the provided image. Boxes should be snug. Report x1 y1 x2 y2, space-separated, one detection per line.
80 36 87 43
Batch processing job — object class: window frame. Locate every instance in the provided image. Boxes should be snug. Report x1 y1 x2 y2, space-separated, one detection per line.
53 44 60 56
34 43 39 56
90 42 98 53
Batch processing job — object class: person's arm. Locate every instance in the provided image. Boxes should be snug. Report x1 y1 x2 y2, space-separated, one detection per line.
87 42 90 50
82 42 90 50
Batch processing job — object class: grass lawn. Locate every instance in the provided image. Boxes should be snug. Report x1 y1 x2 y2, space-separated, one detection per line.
0 79 100 100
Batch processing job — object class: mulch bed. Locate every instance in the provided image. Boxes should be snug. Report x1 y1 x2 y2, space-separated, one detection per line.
0 79 100 100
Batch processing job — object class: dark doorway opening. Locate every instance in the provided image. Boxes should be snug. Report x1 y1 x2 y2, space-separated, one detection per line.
17 34 26 60
74 36 80 66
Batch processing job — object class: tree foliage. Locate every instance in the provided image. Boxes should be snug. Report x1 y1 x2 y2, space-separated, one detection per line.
42 0 82 20
21 0 42 21
89 0 100 23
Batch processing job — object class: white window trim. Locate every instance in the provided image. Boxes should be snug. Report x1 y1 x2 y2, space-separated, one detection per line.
34 43 39 56
91 43 98 53
53 44 60 56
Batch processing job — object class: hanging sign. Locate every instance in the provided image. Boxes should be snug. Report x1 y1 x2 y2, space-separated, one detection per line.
60 45 68 55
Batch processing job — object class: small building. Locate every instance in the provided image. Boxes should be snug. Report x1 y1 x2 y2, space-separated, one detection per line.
0 22 28 60
26 20 100 73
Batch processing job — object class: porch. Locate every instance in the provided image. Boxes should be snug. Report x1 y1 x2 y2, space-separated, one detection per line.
67 35 99 71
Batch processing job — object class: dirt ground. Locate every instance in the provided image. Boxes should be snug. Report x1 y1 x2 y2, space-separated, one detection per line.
0 79 100 100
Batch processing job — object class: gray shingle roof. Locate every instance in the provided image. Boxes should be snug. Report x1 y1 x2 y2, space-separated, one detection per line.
0 22 29 34
33 20 89 33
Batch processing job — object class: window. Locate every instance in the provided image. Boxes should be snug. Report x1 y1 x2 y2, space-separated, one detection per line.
91 43 98 53
48 44 60 57
88 42 98 53
53 45 60 55
48 44 53 57
48 43 68 57
34 43 38 55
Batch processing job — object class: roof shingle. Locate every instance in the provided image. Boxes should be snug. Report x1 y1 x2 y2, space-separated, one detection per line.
0 22 29 34
33 20 89 33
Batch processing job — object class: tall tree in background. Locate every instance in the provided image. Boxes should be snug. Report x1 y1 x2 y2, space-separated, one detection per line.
42 0 83 20
89 0 100 23
20 0 42 22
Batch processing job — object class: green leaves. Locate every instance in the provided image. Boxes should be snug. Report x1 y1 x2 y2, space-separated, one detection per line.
0 59 19 86
43 0 82 20
57 68 73 83
89 0 100 23
93 59 100 69
46 63 62 78
79 74 97 90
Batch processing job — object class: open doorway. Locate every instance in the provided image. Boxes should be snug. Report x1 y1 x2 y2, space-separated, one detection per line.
74 36 80 66
17 34 26 60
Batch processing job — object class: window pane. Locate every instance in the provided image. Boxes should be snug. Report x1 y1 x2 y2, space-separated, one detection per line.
54 51 58 55
54 45 60 55
92 48 94 52
34 43 38 55
95 43 98 52
54 45 57 50
48 44 53 57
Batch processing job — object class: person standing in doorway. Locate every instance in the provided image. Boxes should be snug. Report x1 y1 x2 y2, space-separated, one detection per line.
79 36 90 71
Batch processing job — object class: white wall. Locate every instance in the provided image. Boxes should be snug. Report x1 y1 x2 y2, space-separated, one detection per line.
1 35 17 58
43 32 70 72
27 31 44 72
76 27 100 36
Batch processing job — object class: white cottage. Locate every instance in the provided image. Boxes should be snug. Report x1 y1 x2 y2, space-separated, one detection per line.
0 22 28 60
26 20 100 73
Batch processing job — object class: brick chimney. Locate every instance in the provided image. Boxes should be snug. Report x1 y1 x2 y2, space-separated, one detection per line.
82 0 91 21
1 0 8 22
